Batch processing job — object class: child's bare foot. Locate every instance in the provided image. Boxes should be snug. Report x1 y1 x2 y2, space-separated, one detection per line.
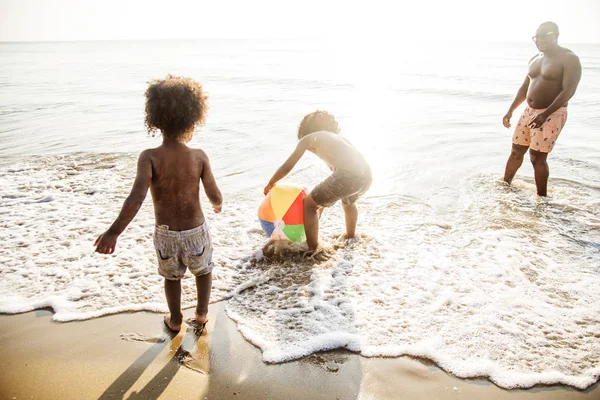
186 312 208 325
195 312 208 325
303 246 330 262
336 233 357 245
163 314 183 333
185 312 208 335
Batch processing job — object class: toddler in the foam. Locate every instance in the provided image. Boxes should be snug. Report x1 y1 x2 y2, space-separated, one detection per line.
94 75 223 334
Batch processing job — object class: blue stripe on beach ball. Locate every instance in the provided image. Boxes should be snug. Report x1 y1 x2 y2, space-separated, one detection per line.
259 218 275 237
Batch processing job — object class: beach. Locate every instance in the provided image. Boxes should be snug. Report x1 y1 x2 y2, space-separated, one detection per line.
1 38 599 397
1 302 598 400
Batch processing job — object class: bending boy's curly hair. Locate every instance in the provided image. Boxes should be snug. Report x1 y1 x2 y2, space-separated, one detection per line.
297 110 340 140
144 75 208 140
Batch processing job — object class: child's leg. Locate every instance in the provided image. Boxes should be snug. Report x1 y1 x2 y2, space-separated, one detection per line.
195 272 212 324
164 278 183 331
342 202 358 239
304 195 321 250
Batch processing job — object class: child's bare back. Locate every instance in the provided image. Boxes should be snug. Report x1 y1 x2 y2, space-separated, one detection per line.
301 130 370 175
147 142 221 231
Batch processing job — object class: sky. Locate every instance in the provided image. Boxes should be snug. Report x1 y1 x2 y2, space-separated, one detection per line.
1 0 599 43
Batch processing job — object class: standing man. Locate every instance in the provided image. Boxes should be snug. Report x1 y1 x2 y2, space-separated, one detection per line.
502 22 582 196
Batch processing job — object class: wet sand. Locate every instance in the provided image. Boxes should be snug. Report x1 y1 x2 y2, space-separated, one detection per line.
0 301 598 400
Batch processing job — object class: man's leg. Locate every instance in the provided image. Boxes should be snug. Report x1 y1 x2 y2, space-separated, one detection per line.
304 195 321 250
504 144 529 184
342 202 358 239
529 149 550 196
195 272 212 324
164 278 183 331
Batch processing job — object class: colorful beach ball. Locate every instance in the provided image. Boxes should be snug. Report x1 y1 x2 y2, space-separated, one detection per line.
258 184 308 242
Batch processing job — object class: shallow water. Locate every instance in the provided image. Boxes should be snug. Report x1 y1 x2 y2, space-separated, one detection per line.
0 39 599 388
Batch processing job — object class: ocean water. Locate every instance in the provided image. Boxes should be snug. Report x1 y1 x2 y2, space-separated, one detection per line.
0 39 599 389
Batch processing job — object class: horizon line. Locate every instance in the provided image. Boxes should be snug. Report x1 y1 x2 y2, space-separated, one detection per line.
1 37 599 45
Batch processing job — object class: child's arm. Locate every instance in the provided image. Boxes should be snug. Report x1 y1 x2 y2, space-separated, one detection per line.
264 139 309 195
200 151 223 213
94 151 152 254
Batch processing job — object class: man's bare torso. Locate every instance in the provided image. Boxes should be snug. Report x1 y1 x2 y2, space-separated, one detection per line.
527 47 574 109
147 144 206 231
304 131 370 174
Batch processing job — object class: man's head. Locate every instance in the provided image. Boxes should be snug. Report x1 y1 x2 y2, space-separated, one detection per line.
144 75 208 142
297 110 340 140
533 22 559 53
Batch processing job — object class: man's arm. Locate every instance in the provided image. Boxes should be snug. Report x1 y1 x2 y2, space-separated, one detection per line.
503 75 530 128
508 75 530 114
542 54 582 117
94 150 152 254
503 55 540 128
264 138 309 195
200 151 223 213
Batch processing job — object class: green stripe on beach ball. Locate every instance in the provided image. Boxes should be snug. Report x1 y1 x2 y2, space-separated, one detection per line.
282 224 306 242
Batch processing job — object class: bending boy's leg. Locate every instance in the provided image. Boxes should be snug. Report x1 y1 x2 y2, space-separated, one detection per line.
304 194 321 250
342 202 358 239
504 144 529 184
529 149 549 196
164 278 183 331
195 272 212 324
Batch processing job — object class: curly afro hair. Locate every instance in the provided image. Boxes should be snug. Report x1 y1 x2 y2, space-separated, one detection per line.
144 75 208 140
297 110 340 140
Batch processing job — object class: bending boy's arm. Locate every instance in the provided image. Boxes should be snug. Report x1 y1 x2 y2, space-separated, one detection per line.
264 139 308 194
94 151 152 254
200 152 223 212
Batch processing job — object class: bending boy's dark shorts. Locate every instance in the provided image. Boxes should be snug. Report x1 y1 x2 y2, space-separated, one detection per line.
310 168 372 207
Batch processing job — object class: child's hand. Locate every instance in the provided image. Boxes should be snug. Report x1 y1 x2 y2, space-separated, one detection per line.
264 183 274 196
94 231 118 254
212 203 222 213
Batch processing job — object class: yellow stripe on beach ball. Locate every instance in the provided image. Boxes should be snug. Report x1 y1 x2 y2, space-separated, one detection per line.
270 184 303 219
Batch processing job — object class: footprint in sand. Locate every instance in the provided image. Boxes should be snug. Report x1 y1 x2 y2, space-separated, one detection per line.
119 332 167 343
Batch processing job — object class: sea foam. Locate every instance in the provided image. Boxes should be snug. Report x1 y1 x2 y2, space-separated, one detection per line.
1 154 599 389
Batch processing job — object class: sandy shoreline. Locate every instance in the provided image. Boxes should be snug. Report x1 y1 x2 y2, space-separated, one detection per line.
1 302 598 400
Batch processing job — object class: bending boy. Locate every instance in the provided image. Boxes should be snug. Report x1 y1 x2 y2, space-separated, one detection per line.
265 111 372 250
